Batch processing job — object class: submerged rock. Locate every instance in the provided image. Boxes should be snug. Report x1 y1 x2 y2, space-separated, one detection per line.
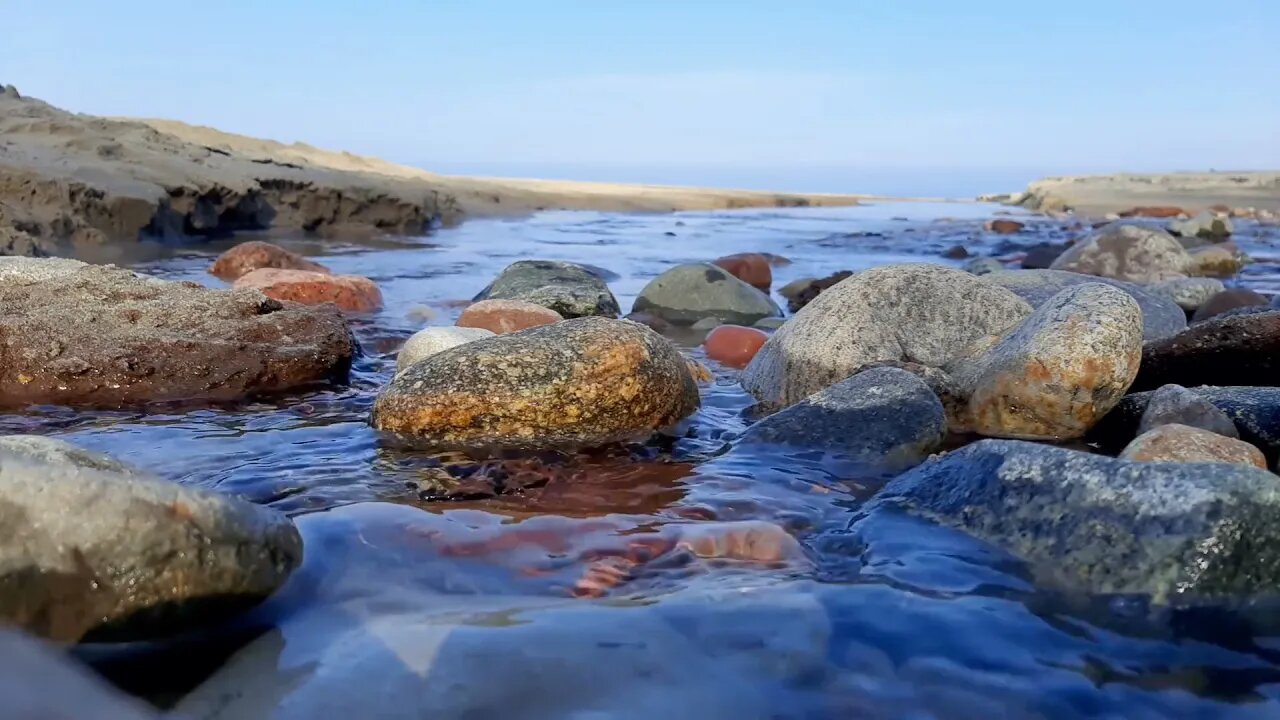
632 263 781 327
1137 384 1239 438
952 283 1143 440
711 253 772 291
743 264 1031 407
1134 311 1280 391
703 325 768 369
475 260 620 318
1187 244 1249 278
981 269 1186 341
740 367 945 474
209 240 329 281
395 326 494 375
866 439 1280 603
233 268 382 312
1190 288 1268 323
1049 223 1191 283
372 317 699 450
0 436 302 643
1120 424 1266 469
456 299 562 334
0 260 354 406
1168 211 1233 241
1149 277 1224 312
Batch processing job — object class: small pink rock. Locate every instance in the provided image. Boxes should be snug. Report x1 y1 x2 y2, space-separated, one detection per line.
457 299 563 334
210 241 330 281
234 268 382 312
712 253 772 291
704 325 769 369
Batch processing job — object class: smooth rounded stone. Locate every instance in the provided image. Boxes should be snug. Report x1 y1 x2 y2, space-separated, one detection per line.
233 268 383 313
0 436 302 643
372 317 700 450
952 283 1143 440
703 325 768 369
711 252 772 291
852 360 969 433
1134 311 1280 391
1137 384 1238 438
1020 243 1068 269
623 311 672 334
865 439 1280 603
752 316 786 330
782 270 853 313
1091 386 1280 465
632 263 781 327
739 367 945 475
0 262 354 406
742 264 1032 408
981 269 1186 342
208 240 329 281
1168 211 1233 240
1 630 160 719
474 260 620 318
1190 288 1268 323
776 276 815 302
985 219 1025 234
1149 277 1225 312
941 244 969 259
1187 244 1248 278
690 316 724 331
395 326 494 375
1120 424 1266 469
1048 223 1192 283
961 257 1005 275
456 299 562 334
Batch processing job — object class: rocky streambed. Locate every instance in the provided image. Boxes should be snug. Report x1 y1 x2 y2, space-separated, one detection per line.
6 201 1280 718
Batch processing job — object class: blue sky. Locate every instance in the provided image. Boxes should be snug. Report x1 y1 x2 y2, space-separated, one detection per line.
3 1 1278 194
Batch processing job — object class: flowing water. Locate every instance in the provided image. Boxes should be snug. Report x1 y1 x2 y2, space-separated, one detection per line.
14 202 1280 718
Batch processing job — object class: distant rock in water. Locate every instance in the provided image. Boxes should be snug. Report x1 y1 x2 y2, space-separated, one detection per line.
632 263 781 326
0 259 354 406
711 253 772 291
781 270 853 313
0 436 302 643
1049 223 1192 283
209 240 330 281
984 219 1024 235
233 268 383 313
475 260 620 318
456 299 563 334
395 326 494 375
1019 243 1067 270
1119 206 1188 218
1168 211 1233 241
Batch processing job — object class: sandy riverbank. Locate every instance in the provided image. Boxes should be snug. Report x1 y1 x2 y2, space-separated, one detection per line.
1012 172 1280 216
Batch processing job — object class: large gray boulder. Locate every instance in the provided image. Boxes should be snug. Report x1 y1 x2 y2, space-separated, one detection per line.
949 283 1142 440
865 439 1280 603
739 367 945 475
475 260 620 318
981 269 1186 341
631 263 781 326
0 436 302 643
1048 223 1192 283
742 264 1032 407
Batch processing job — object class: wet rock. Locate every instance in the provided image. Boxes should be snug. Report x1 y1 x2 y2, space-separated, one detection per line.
703 325 768 369
981 268 1186 342
1092 386 1280 465
752 317 786 330
866 439 1280 602
951 283 1142 440
233 268 382 312
776 277 815 302
711 253 772 291
740 367 945 474
1149 277 1225 312
942 244 970 259
1 630 160 719
759 252 792 267
782 270 853 313
395 326 494 375
1187 244 1248 278
1120 424 1266 469
742 264 1031 407
1019 243 1068 269
1119 206 1189 218
690 316 723 331
208 240 329 281
1190 288 1268 323
1049 223 1191 283
0 260 353 406
1137 384 1239 438
0 436 302 643
623 311 671 334
632 263 781 327
962 257 1005 275
456 299 562 334
1168 211 1233 240
1134 311 1280 391
984 219 1025 234
685 358 714 384
475 260 620 318
372 317 699 450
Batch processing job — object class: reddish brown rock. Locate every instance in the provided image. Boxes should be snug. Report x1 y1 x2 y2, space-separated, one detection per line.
209 241 330 281
1190 288 1268 323
712 253 772 292
1121 423 1267 469
985 219 1025 234
1134 311 1280 391
1119 206 1188 219
456 299 563 334
703 325 768 369
234 268 382 313
0 260 354 407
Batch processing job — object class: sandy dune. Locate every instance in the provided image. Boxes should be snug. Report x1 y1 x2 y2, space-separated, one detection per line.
1016 172 1280 216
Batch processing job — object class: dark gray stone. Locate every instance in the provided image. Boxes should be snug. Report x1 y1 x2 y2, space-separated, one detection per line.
1190 288 1268 323
866 439 1280 602
475 260 620 318
1134 311 1280 391
632 263 781 327
740 367 945 475
0 436 302 643
1020 243 1067 269
982 268 1187 341
1137 384 1239 438
1093 386 1280 466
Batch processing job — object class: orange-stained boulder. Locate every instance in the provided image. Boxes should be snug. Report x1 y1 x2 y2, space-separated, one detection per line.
209 241 330 281
234 268 382 312
704 325 769 369
456 299 562 334
712 253 772 291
